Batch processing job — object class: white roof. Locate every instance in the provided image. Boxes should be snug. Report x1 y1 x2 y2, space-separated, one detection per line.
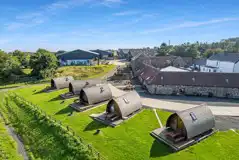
160 66 189 72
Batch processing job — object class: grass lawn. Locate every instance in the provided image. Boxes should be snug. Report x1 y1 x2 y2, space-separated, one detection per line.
55 65 116 80
0 115 23 160
0 65 116 90
12 85 239 160
22 68 32 75
0 83 24 90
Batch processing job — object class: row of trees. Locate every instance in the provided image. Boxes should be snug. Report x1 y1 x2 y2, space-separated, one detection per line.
0 49 58 82
156 37 239 58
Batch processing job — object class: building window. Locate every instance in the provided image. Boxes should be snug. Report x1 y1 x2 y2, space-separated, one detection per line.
190 112 197 121
123 98 129 104
225 79 229 83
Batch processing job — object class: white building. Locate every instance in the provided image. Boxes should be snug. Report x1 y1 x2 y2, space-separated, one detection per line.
200 53 239 73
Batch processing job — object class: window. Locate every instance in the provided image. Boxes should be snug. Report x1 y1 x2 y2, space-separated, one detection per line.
123 98 129 104
190 112 197 121
225 79 229 83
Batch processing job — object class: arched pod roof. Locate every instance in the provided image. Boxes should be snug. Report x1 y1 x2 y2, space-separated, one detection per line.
51 76 74 89
166 104 215 139
80 84 112 105
107 91 142 118
69 80 101 95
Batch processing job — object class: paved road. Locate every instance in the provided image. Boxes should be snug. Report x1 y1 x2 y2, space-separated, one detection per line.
108 84 239 116
142 96 239 116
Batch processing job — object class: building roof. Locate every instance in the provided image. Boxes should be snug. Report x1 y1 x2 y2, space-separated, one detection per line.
69 80 101 95
160 66 189 72
139 64 159 83
152 56 192 68
57 49 99 60
129 48 157 57
166 104 215 139
80 84 112 105
193 58 207 66
208 53 239 63
90 49 112 57
149 71 239 88
119 49 130 54
51 76 74 89
106 91 142 118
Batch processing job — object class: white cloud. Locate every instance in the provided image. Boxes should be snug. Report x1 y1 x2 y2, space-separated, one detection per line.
5 18 45 30
0 39 10 45
16 12 42 20
141 17 239 34
6 0 123 31
100 0 124 7
113 10 139 16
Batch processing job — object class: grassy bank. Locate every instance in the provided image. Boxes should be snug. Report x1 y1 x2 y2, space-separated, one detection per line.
0 92 97 160
0 65 116 90
0 115 23 160
13 85 239 160
55 65 116 79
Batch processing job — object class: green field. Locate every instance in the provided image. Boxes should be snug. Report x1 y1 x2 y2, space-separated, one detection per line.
0 65 116 90
0 115 23 160
10 84 239 160
55 65 116 79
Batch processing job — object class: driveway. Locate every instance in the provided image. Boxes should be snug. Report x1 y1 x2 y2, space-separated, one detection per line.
108 84 239 116
141 96 239 116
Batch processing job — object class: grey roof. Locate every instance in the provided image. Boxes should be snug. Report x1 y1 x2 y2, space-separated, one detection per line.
119 49 130 54
80 84 112 105
129 48 157 57
208 53 239 63
106 91 142 118
90 49 112 58
69 80 101 95
193 58 206 66
57 49 99 60
166 104 215 139
51 76 74 89
149 71 239 88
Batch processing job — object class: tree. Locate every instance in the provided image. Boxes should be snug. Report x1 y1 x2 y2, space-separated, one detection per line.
156 43 169 56
11 50 30 68
30 49 58 78
0 50 22 82
203 48 223 58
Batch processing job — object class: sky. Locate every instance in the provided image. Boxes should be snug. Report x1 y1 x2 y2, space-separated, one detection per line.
1 0 239 52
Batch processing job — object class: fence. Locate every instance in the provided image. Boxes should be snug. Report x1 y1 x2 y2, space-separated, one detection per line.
7 93 106 160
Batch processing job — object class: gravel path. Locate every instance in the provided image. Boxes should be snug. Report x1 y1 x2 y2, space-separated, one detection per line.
6 125 29 160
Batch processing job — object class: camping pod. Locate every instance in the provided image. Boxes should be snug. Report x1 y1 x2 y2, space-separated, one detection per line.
166 104 215 140
106 91 142 119
80 84 112 105
90 91 142 127
151 104 216 151
51 76 74 89
69 80 101 95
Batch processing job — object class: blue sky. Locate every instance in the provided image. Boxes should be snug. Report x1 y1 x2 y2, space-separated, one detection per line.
1 0 239 52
